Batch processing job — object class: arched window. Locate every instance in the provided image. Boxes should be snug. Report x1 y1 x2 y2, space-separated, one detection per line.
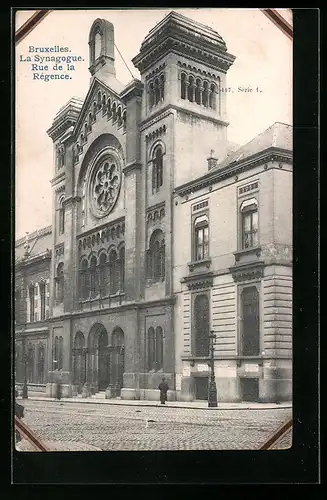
99 252 109 297
80 258 89 300
147 230 165 281
241 286 260 356
97 91 102 109
188 76 195 102
112 102 117 122
122 110 126 132
159 74 165 101
27 343 35 382
90 255 98 298
147 326 163 371
152 146 163 192
181 72 187 100
55 263 64 304
94 31 102 60
102 94 107 112
241 198 259 249
149 81 154 108
109 249 118 294
154 78 160 105
58 197 65 235
107 98 112 118
93 101 97 119
37 343 45 384
209 83 216 109
119 247 125 291
194 294 210 357
117 107 122 127
195 78 201 105
202 81 209 107
194 214 209 261
84 123 88 139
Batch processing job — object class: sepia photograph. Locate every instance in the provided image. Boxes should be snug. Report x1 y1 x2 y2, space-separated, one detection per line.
14 8 293 453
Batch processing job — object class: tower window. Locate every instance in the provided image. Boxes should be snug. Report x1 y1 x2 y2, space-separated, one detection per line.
152 145 164 192
58 197 65 235
181 72 187 100
147 230 165 281
55 263 64 305
148 72 165 109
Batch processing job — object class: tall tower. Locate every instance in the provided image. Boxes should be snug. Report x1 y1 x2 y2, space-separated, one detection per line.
132 11 236 187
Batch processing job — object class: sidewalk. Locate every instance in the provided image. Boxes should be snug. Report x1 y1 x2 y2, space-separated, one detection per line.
21 392 292 410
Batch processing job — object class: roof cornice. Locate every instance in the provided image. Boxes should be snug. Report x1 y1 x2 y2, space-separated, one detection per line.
174 147 293 197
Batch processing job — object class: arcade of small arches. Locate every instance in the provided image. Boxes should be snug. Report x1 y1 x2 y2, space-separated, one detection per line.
74 91 126 162
148 72 165 108
180 72 220 111
72 324 125 394
79 246 125 300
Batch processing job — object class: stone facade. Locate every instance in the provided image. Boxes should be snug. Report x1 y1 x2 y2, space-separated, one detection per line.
15 11 292 403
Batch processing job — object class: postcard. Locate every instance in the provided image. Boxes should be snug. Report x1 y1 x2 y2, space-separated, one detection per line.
14 8 293 454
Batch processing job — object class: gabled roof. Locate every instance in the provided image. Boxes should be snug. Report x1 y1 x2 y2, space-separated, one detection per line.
217 122 292 170
15 226 52 263
72 76 125 138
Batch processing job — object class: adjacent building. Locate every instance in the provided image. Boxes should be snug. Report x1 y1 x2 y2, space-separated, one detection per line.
15 11 292 402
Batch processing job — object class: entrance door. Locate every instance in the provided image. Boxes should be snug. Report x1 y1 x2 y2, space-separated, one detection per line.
195 377 208 400
241 378 259 402
98 330 109 390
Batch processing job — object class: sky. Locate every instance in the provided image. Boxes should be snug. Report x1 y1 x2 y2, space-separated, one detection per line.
15 8 292 240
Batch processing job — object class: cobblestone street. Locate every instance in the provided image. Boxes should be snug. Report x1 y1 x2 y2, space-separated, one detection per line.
16 399 292 451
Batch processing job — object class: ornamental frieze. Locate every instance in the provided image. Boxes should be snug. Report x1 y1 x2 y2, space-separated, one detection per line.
78 219 125 252
145 124 167 143
229 261 264 283
146 203 165 224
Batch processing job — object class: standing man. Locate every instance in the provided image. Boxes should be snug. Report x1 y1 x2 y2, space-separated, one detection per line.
158 377 169 405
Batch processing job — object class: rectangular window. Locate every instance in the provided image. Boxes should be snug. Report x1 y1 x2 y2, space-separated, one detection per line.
194 224 209 260
240 286 260 356
242 209 258 249
40 283 46 321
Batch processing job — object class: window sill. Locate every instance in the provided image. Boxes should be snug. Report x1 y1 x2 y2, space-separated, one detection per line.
79 291 125 303
188 258 211 272
233 246 261 262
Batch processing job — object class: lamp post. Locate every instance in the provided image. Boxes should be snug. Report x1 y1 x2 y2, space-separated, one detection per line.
208 330 217 407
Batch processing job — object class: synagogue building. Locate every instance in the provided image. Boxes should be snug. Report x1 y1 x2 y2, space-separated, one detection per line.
15 11 293 402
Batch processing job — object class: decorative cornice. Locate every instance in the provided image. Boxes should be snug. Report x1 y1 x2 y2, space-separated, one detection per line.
175 147 293 197
177 60 221 81
181 271 214 290
145 124 167 143
146 202 165 224
54 184 65 194
229 261 264 283
140 108 174 132
145 62 166 80
78 218 125 252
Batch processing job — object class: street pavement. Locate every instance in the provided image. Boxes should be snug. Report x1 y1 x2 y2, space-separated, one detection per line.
15 399 292 451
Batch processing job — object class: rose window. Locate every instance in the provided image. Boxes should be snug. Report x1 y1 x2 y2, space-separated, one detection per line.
90 156 121 217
